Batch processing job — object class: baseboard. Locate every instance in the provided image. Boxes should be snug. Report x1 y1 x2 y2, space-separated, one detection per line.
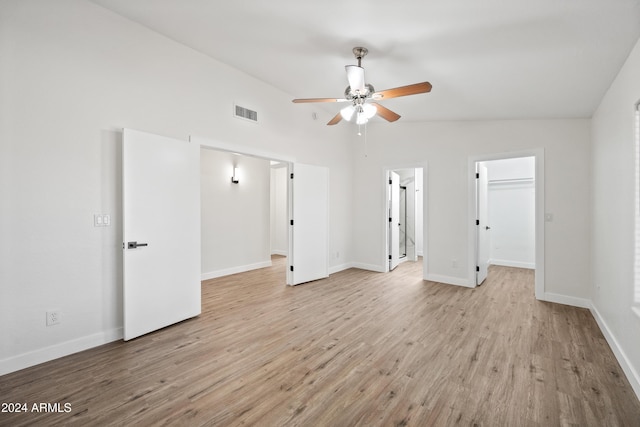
0 328 123 377
270 250 287 256
201 260 272 281
490 259 535 269
351 262 386 273
590 303 640 401
329 262 354 275
542 292 591 309
425 274 473 288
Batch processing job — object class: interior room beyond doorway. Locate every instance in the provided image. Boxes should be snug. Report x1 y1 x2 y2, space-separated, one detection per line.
475 156 536 286
387 167 424 272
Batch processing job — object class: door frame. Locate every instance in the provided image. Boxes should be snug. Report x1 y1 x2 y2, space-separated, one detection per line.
467 149 544 299
382 162 428 274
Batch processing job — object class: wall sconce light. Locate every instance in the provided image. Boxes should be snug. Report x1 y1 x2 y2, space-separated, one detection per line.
231 166 239 184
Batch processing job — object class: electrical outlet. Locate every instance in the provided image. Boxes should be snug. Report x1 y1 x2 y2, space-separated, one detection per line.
46 310 60 326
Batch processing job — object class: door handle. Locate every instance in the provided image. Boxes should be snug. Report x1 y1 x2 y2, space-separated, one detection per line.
127 241 148 249
485 226 491 230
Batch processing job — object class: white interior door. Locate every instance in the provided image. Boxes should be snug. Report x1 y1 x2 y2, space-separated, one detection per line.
288 163 329 285
123 129 201 340
476 163 490 285
389 171 400 271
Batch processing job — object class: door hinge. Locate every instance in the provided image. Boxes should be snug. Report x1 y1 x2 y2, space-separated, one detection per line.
389 255 392 260
389 179 392 185
290 219 294 225
476 219 480 225
476 172 479 179
389 217 392 222
476 266 480 272
290 265 294 272
290 173 294 179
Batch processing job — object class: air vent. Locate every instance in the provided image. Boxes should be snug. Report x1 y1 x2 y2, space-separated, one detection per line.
234 104 258 123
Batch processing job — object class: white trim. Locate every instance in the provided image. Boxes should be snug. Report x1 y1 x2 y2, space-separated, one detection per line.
329 262 355 275
590 303 640 400
0 328 123 376
425 274 473 288
542 292 591 309
270 249 288 256
201 261 272 281
351 262 386 273
633 102 640 313
490 259 535 269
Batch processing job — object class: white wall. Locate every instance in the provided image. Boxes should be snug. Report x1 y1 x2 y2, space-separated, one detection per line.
591 36 640 396
201 150 271 279
0 0 353 374
485 157 535 269
270 165 288 256
352 119 591 299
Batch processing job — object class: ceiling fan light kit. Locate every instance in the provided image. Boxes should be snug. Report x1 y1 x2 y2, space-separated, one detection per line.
292 46 432 127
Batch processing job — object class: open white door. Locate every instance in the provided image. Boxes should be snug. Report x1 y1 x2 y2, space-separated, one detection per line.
287 163 329 285
476 163 490 285
123 129 201 340
389 171 400 271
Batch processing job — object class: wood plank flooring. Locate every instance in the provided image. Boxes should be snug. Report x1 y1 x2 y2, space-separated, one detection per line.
1 257 639 426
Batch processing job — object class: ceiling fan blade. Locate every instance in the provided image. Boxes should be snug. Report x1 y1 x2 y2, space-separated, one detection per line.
372 82 432 100
327 112 342 126
345 65 365 93
371 102 401 122
292 97 348 103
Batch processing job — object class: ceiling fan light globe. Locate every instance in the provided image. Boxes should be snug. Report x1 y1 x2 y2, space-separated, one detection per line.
356 114 368 125
340 105 355 121
362 103 376 119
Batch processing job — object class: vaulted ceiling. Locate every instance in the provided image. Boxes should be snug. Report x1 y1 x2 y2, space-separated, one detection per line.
90 0 640 122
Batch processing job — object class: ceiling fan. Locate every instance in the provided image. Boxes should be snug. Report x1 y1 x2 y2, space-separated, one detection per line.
292 47 432 126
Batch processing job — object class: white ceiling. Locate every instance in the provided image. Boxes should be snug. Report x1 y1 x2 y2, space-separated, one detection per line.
90 0 640 122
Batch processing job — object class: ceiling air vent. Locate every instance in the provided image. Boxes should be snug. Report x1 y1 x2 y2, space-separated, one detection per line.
234 104 258 123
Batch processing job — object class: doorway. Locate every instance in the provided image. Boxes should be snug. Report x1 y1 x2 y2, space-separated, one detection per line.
469 151 544 299
196 138 329 287
385 166 424 273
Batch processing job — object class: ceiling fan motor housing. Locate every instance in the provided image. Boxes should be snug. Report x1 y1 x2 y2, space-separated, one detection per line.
345 83 375 101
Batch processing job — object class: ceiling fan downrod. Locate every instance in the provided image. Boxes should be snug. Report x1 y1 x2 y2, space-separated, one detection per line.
353 46 368 67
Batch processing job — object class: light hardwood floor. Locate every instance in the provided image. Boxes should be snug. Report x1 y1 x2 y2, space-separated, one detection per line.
1 257 639 426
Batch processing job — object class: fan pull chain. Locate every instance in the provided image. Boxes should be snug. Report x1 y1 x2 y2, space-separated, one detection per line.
358 122 368 157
